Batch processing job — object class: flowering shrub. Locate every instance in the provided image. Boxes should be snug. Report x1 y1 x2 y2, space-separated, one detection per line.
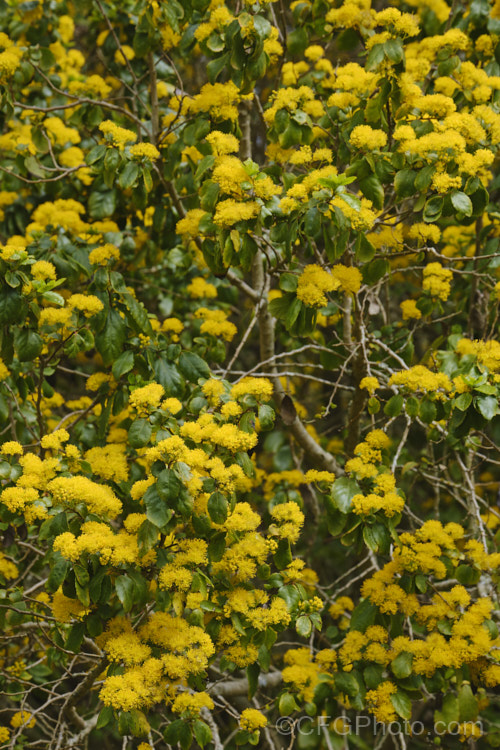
1 0 500 748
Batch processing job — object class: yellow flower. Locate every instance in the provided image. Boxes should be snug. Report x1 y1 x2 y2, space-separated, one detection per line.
129 143 160 160
187 277 217 299
10 712 36 730
400 299 422 320
31 260 57 280
99 120 137 149
297 265 337 308
0 727 10 743
240 708 267 731
359 376 379 394
206 130 239 155
41 429 70 450
422 262 453 301
350 125 387 150
1 440 23 455
231 377 274 402
89 244 120 266
129 383 164 412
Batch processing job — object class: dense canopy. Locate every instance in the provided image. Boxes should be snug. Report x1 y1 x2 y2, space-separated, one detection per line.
1 0 500 748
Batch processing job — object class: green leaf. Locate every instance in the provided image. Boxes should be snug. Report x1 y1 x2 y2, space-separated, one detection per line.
384 394 404 417
355 233 376 263
137 519 158 552
334 671 360 697
405 396 419 417
350 599 377 632
195 155 215 181
65 622 85 652
42 291 65 306
247 662 260 698
14 330 43 361
165 720 185 744
258 404 275 430
207 52 230 83
95 309 127 367
362 258 389 285
193 720 212 748
115 575 136 612
279 692 300 716
359 174 384 210
390 691 412 720
296 615 312 638
286 26 308 55
24 155 48 178
274 538 292 570
419 398 437 423
208 532 226 562
122 292 153 335
96 705 113 729
144 484 173 528
179 350 210 382
119 161 140 189
363 523 390 554
331 477 360 513
47 553 69 593
458 683 478 722
475 395 497 420
112 350 134 379
208 492 228 524
154 358 184 397
88 189 117 219
157 469 182 502
456 564 480 585
423 196 444 222
394 169 416 198
365 43 385 70
128 418 152 448
384 38 404 63
391 652 413 679
454 392 472 411
0 288 28 325
279 273 298 292
435 693 459 727
451 191 473 217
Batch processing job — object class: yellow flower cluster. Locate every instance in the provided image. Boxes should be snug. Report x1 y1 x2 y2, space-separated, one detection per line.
129 383 165 413
99 612 215 710
345 429 390 479
350 125 387 150
456 338 500 373
270 502 305 543
206 130 239 155
389 365 452 393
365 682 398 723
129 143 160 160
359 376 379 394
99 120 137 149
89 243 120 266
230 377 274 402
422 262 453 300
48 476 122 518
194 307 237 341
213 199 260 227
296 265 336 307
54 521 142 566
85 443 129 482
400 299 422 320
240 708 267 731
187 277 217 299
